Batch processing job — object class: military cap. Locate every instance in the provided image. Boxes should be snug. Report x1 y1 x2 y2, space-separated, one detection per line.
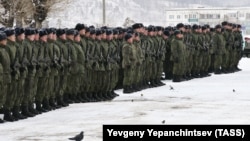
74 30 79 36
126 29 134 34
0 27 5 31
89 25 95 29
132 23 141 29
106 29 113 35
215 24 222 29
192 24 199 30
95 29 102 36
227 23 233 26
90 29 96 35
85 27 90 32
232 24 237 29
66 28 75 35
124 33 133 41
174 30 182 36
4 28 15 36
202 26 207 31
46 28 55 34
210 28 215 32
25 28 36 36
237 24 242 28
176 23 184 29
75 23 85 31
148 25 155 32
165 26 173 31
56 28 66 36
163 30 170 36
0 31 7 41
221 21 228 26
205 24 210 29
39 29 48 37
113 29 119 35
156 26 163 31
15 27 25 36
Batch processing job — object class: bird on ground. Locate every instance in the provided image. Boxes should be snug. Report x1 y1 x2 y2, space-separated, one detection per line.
233 89 235 92
69 131 84 141
162 120 165 124
141 94 143 97
170 85 174 90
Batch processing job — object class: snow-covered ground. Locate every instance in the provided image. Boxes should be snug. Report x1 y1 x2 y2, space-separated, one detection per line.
0 58 250 141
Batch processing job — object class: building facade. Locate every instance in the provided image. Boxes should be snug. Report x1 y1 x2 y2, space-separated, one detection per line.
166 7 250 34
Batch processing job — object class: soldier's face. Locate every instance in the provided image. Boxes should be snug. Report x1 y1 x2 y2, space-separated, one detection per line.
60 34 66 40
0 39 7 45
18 33 25 41
74 35 81 42
40 35 48 42
8 35 16 42
27 35 35 41
79 29 85 35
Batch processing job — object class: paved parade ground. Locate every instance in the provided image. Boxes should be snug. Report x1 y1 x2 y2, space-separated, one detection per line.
0 58 250 141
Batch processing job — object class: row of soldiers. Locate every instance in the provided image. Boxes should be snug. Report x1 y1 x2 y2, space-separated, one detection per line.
168 22 243 82
0 21 243 123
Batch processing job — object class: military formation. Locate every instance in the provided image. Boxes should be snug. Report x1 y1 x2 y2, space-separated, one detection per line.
0 21 243 123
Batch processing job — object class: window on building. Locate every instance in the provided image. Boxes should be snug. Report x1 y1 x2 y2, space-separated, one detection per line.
239 13 244 17
216 14 220 19
230 13 237 18
177 15 181 19
185 15 188 19
200 14 205 19
246 13 250 19
193 14 197 19
169 15 174 19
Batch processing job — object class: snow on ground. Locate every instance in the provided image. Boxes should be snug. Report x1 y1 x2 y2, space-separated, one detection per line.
0 58 250 141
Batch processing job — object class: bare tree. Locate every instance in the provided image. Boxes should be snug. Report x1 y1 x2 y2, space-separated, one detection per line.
0 0 60 28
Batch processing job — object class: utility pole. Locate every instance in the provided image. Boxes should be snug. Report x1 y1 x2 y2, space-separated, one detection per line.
103 0 106 25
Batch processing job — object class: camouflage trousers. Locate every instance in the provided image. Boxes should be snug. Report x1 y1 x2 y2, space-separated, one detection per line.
5 77 18 110
0 81 8 108
214 54 222 70
123 68 134 86
15 77 26 107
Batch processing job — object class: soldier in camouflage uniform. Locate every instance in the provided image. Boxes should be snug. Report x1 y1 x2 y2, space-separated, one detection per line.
72 30 86 102
0 32 11 123
213 25 226 74
13 27 28 120
55 29 69 107
171 30 185 82
35 29 52 112
122 33 136 93
234 24 243 71
21 28 38 117
47 28 62 108
3 29 20 121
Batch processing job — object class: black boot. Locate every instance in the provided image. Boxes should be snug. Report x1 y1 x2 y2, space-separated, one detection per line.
77 93 86 103
21 105 35 117
42 98 52 111
12 106 27 120
49 98 59 109
123 85 132 94
173 75 181 82
29 103 41 115
157 79 165 86
4 109 16 122
64 93 74 104
57 96 69 107
36 101 48 113
214 69 222 74
81 93 91 102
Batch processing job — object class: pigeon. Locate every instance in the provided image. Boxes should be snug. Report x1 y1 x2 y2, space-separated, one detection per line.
162 120 165 124
131 99 134 102
170 85 174 90
141 94 143 97
69 131 84 141
233 89 235 92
